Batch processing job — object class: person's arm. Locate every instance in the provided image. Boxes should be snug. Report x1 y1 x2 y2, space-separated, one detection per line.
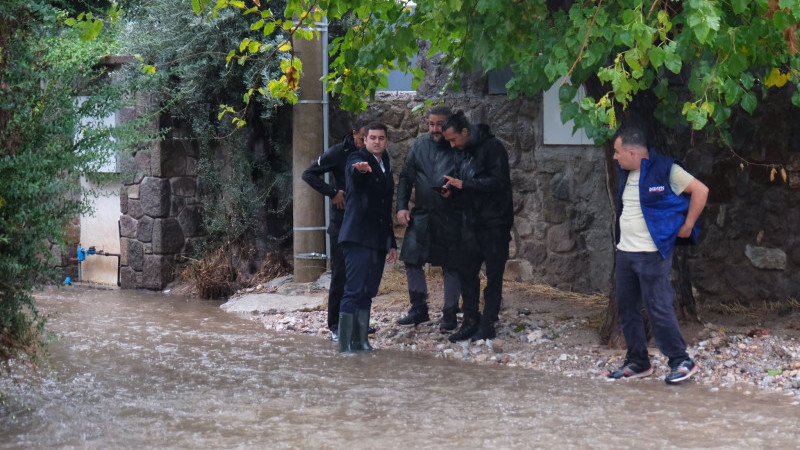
301 146 342 199
678 178 709 238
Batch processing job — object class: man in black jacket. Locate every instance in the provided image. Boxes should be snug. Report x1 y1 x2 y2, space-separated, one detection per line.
395 106 462 331
337 122 398 352
442 111 513 342
301 119 368 342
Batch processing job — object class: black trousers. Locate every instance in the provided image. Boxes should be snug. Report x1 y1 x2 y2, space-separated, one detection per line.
328 234 346 330
458 227 510 322
341 243 386 313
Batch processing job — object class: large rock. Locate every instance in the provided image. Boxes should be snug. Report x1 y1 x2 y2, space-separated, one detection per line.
119 215 137 238
128 239 144 271
504 258 533 282
137 215 154 243
177 204 205 237
547 223 575 253
127 199 144 220
152 218 185 254
142 254 173 290
160 143 187 177
745 244 787 270
140 177 171 218
119 266 141 289
170 177 197 197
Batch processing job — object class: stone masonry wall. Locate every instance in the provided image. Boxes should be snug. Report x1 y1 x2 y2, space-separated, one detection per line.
358 69 800 303
118 112 204 290
360 91 614 294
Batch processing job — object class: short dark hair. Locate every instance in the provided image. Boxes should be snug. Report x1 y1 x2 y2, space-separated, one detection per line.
428 105 452 118
442 110 470 134
353 118 371 133
365 121 388 134
613 125 648 149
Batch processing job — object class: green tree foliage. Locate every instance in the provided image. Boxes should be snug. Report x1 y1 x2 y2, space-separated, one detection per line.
122 0 293 257
194 0 800 148
0 0 145 369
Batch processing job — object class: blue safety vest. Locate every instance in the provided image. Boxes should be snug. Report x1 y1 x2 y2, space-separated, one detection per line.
615 150 700 258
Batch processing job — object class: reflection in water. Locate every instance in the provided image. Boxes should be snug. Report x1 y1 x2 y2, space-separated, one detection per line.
1 287 798 448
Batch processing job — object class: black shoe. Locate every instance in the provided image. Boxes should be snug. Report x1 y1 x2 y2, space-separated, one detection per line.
448 316 480 342
397 309 430 326
608 360 654 379
439 311 457 332
471 320 496 341
665 358 697 385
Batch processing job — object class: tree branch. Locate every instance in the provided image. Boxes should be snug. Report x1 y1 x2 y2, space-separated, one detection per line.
563 0 602 84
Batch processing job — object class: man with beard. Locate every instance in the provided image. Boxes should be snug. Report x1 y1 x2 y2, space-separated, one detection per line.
441 111 513 342
302 119 368 342
337 122 398 352
395 106 463 332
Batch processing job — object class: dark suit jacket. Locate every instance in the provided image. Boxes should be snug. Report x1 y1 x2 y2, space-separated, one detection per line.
338 148 397 252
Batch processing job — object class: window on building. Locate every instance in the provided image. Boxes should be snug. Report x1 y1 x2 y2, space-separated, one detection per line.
542 81 590 145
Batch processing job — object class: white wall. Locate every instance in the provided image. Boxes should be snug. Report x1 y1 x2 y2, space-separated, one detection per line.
79 178 122 285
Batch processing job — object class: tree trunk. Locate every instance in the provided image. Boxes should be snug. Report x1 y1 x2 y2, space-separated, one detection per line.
671 246 702 323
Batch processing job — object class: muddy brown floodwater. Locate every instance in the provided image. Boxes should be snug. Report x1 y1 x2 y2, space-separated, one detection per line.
1 286 798 449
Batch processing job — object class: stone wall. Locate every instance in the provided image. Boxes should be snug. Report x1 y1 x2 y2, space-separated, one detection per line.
117 112 204 290
357 73 800 303
360 91 614 294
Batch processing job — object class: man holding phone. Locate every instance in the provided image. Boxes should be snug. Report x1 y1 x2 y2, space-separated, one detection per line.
395 106 463 332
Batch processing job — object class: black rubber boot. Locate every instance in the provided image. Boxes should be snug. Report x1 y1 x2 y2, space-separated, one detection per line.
448 315 480 342
439 308 458 332
471 316 497 341
355 309 374 351
338 312 356 353
397 292 430 326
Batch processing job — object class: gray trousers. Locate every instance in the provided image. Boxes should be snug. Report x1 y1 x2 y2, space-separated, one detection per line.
405 262 461 313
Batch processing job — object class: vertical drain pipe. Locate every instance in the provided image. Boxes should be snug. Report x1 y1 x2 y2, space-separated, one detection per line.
292 19 328 282
320 17 331 269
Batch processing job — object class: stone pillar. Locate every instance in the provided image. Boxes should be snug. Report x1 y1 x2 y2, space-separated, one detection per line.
292 31 327 282
117 101 204 291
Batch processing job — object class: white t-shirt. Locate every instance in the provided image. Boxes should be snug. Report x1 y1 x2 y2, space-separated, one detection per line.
617 164 694 252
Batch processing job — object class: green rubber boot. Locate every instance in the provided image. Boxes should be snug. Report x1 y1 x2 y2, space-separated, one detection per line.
338 312 356 353
355 308 374 351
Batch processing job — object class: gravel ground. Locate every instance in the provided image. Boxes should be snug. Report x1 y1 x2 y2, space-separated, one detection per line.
230 273 800 405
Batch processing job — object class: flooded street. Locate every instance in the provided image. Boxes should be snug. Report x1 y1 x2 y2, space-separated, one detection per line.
2 287 798 449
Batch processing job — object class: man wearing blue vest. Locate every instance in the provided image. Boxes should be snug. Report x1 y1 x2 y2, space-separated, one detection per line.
608 125 708 385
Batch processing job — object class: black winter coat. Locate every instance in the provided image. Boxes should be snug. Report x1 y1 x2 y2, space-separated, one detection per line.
396 134 462 267
300 134 359 236
452 124 514 232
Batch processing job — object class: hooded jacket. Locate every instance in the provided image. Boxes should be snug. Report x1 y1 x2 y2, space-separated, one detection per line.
453 124 514 232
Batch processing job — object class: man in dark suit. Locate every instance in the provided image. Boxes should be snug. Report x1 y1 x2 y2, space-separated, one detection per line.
337 122 398 352
301 119 369 342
